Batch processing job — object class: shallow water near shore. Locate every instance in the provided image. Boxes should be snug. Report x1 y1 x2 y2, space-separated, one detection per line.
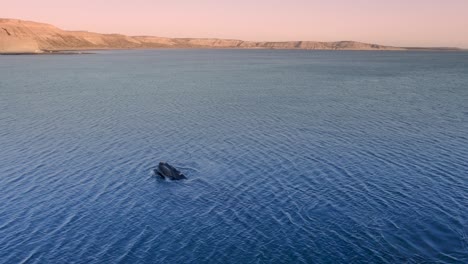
0 50 467 263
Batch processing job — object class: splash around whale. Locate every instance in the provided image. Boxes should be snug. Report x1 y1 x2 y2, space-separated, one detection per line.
154 162 187 180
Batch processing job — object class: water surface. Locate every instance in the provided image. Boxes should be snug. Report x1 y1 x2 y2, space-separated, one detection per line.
1 50 467 263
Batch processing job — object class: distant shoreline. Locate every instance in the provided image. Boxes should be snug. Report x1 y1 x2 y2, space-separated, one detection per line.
1 47 466 55
2 18 464 54
0 51 93 55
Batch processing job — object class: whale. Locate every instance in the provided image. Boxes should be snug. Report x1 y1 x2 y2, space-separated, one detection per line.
154 162 187 180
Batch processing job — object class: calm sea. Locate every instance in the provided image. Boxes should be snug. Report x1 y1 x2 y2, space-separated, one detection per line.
0 50 467 263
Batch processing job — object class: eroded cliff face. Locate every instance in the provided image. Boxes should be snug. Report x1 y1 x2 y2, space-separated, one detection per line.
0 20 41 52
0 18 404 53
0 36 40 53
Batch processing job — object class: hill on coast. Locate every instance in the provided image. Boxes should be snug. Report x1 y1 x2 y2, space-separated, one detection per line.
0 18 456 53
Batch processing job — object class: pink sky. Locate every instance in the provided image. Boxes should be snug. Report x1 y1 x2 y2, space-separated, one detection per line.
2 0 468 48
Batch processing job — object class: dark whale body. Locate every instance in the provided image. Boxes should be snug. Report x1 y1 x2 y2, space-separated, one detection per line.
155 162 187 180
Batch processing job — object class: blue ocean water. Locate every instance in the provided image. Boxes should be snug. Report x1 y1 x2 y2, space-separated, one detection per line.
0 50 467 263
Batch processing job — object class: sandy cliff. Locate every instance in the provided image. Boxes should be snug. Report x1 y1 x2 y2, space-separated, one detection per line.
1 18 405 53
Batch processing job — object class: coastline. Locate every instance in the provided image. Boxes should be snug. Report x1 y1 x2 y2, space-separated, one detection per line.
1 47 465 55
0 51 93 55
1 18 465 54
